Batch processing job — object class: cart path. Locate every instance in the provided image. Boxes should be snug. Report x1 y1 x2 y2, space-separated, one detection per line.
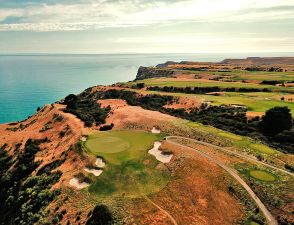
143 195 178 225
166 136 293 177
166 137 278 225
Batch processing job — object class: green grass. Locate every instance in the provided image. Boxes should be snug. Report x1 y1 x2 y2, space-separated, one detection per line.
175 69 294 81
84 130 170 198
137 78 275 89
217 132 243 141
132 78 294 92
249 170 276 182
250 143 276 155
186 121 279 156
187 121 242 141
143 89 294 115
85 130 163 165
86 136 130 154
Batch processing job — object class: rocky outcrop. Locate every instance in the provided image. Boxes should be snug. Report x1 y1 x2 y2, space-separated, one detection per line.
135 66 175 80
156 61 178 68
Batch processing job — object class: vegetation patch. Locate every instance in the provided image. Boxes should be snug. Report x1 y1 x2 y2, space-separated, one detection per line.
249 170 276 182
249 143 276 155
217 131 243 141
86 204 114 225
0 139 62 225
63 93 110 127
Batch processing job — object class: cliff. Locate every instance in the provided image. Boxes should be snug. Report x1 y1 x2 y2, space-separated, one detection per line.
135 66 175 80
220 57 294 65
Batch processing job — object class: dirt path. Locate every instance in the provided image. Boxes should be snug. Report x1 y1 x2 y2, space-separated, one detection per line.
143 195 178 225
166 137 278 225
167 136 293 177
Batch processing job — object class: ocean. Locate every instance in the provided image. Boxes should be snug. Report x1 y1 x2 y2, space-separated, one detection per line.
0 53 293 124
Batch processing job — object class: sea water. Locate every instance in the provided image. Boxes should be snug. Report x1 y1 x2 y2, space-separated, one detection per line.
0 53 292 123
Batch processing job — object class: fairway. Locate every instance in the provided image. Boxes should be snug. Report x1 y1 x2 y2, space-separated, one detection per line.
249 170 276 182
134 78 294 92
145 89 294 116
84 130 170 198
250 143 276 155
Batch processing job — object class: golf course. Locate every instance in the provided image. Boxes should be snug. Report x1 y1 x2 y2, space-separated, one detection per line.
84 130 170 198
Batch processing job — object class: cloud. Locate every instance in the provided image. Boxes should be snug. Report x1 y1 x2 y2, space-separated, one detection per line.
0 0 293 31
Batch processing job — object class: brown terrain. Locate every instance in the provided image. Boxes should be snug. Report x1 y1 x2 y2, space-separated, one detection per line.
124 141 244 225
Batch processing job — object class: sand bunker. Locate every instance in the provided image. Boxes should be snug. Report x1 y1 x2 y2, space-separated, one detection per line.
84 168 103 177
95 158 106 168
69 178 90 189
148 141 173 163
151 127 161 134
81 136 87 142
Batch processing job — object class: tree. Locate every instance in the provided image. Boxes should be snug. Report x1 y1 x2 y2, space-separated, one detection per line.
64 94 77 109
259 107 293 136
86 205 114 225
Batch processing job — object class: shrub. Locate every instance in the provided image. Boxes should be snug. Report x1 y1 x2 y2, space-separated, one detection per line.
259 107 293 136
99 123 114 131
0 139 62 225
86 205 114 225
63 94 110 127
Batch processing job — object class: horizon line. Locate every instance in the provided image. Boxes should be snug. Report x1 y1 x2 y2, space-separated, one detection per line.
1 52 294 56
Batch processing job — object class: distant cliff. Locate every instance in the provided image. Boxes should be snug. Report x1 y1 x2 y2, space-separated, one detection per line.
135 66 175 80
220 57 294 65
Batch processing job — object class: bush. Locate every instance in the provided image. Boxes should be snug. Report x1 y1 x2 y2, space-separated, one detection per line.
86 205 114 225
259 107 293 136
99 123 114 131
0 139 62 225
64 94 110 127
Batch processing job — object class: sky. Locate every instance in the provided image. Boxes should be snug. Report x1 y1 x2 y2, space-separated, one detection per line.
0 0 293 54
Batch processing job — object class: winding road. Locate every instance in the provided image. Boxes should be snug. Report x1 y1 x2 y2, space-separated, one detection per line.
166 136 279 225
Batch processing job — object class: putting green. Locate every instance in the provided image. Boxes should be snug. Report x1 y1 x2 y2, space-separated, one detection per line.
85 136 130 154
249 221 260 225
249 170 276 182
84 130 170 198
85 130 163 165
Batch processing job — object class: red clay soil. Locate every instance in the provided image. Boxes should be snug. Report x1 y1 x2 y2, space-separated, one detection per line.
0 103 90 189
246 111 265 119
99 99 176 129
164 96 201 110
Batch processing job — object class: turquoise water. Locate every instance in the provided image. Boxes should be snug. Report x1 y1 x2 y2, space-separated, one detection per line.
0 53 292 124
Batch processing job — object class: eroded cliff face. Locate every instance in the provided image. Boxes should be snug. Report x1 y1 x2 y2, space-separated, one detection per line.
135 66 175 80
